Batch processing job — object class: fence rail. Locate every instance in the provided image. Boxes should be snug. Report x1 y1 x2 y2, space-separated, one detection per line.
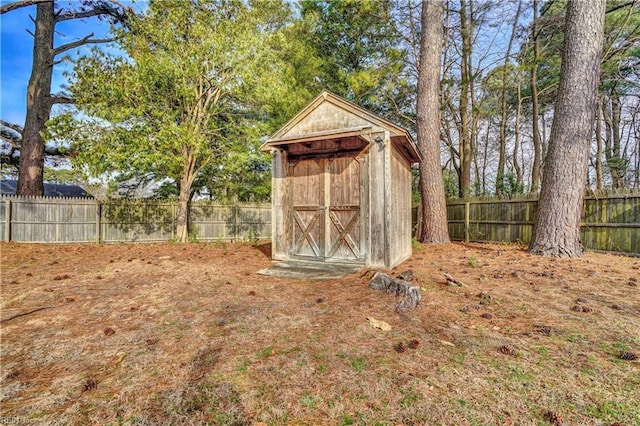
0 196 271 243
2 193 638 255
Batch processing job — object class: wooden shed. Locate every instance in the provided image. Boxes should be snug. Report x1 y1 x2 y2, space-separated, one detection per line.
261 91 422 269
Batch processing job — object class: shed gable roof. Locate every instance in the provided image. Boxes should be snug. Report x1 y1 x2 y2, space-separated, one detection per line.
262 91 422 163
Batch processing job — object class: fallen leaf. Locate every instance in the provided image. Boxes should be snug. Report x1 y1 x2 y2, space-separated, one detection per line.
367 317 392 331
438 340 456 347
114 353 127 365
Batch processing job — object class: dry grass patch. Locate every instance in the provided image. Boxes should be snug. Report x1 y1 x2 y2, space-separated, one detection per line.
1 241 639 424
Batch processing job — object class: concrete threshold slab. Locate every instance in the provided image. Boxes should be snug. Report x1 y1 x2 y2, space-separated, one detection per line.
257 260 363 280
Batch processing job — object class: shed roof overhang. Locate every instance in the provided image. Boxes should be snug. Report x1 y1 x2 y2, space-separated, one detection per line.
264 126 371 147
260 126 371 159
261 126 422 163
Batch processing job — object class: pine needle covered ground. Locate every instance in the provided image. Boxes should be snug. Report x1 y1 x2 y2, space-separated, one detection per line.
1 242 638 425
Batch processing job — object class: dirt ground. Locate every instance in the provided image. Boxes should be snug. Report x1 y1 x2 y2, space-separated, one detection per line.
1 241 638 425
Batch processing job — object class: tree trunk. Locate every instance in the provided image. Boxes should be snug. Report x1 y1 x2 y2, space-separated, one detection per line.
529 0 606 257
496 0 522 196
440 3 460 195
458 0 473 198
635 110 640 189
471 73 480 195
175 184 190 243
480 119 490 195
610 91 625 188
416 0 449 244
175 154 197 242
17 2 55 196
603 89 626 188
530 0 542 193
513 66 523 189
595 97 603 190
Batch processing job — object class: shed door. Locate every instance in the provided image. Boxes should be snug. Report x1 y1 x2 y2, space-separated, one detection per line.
290 159 323 259
289 156 363 263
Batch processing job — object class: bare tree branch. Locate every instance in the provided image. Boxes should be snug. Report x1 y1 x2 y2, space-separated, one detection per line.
44 146 70 157
1 136 21 161
53 33 115 56
1 133 20 146
1 119 70 161
49 94 73 105
0 121 22 167
0 0 50 15
54 33 92 55
1 145 71 163
606 1 637 15
55 4 124 23
1 154 20 168
0 119 24 136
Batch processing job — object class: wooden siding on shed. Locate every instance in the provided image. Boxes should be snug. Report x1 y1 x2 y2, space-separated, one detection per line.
271 149 289 259
282 101 382 138
367 131 388 267
389 147 413 266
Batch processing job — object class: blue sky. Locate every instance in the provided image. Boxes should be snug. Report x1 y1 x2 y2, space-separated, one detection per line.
1 4 39 125
0 1 140 126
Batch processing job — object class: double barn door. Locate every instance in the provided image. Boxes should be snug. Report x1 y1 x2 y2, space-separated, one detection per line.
289 156 364 263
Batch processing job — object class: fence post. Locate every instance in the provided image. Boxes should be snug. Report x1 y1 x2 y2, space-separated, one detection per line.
55 199 60 242
4 199 11 242
234 205 240 242
95 202 102 243
171 203 176 241
464 201 470 243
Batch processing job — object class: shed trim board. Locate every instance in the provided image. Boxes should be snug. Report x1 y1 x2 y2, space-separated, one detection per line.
264 91 421 269
265 126 372 145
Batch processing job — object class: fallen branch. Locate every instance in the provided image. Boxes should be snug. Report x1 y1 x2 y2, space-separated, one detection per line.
1 306 54 323
444 272 466 287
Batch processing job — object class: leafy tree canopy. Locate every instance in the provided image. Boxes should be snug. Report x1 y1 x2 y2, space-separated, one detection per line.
58 0 307 197
54 0 310 239
300 0 412 125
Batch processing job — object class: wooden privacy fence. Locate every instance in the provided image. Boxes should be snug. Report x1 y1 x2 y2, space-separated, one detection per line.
2 193 638 255
0 196 271 243
446 192 640 254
